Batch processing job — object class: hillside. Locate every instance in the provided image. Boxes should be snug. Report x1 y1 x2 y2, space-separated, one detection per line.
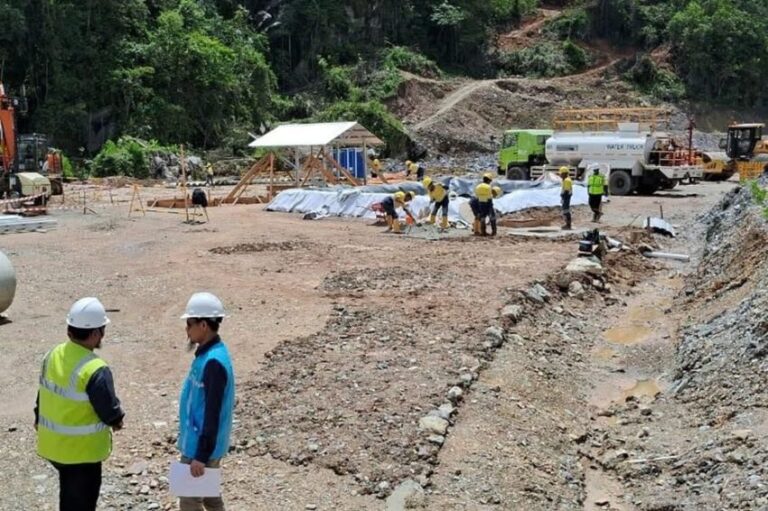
2 0 768 159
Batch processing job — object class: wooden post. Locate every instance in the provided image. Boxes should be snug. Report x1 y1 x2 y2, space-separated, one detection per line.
362 139 368 186
294 150 300 186
269 152 275 201
181 144 189 223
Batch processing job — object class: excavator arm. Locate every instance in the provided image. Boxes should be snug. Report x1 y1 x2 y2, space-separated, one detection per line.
0 83 18 177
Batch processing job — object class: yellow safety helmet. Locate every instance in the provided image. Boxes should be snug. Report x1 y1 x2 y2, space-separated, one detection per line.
406 160 412 166
483 172 494 180
559 166 569 175
492 186 503 198
423 176 433 188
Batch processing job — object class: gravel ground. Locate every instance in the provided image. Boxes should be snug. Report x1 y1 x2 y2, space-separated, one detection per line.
0 179 736 510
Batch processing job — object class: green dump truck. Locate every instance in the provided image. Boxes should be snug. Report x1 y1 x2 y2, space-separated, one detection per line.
497 129 553 180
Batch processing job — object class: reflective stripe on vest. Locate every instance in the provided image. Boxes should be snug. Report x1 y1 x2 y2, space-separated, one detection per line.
39 351 97 402
38 416 108 436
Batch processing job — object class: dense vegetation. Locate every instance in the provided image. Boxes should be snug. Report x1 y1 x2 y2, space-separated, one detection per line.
1 0 767 157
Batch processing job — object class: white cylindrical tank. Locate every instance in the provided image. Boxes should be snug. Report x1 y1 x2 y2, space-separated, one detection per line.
545 132 651 167
0 250 16 314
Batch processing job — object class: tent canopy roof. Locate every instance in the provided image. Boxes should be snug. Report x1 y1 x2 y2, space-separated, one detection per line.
249 121 384 148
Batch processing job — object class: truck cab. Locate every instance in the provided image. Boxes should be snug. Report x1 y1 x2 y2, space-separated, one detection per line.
497 129 552 180
719 123 768 180
722 124 766 160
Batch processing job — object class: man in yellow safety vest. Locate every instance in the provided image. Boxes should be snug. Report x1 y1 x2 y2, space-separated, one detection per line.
587 166 607 222
474 173 494 236
35 297 124 511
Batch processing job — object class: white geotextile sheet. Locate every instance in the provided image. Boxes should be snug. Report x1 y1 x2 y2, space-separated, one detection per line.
267 185 588 221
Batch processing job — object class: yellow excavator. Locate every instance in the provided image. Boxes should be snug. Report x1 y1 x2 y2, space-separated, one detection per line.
714 123 768 181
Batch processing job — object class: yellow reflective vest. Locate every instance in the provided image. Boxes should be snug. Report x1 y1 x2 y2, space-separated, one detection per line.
561 177 573 194
428 183 447 202
475 183 493 203
37 341 112 464
588 173 606 195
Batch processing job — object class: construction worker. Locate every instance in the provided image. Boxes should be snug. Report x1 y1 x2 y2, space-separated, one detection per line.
408 160 419 179
587 166 607 222
560 166 573 230
423 176 449 230
179 292 235 511
474 173 494 236
205 163 215 187
36 297 124 511
371 157 382 178
381 190 415 234
416 162 425 181
405 160 413 177
488 186 503 237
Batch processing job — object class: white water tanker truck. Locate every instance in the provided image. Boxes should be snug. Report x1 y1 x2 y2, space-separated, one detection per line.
530 123 704 195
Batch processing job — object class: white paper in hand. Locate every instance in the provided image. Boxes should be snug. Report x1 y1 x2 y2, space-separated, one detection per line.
169 461 221 497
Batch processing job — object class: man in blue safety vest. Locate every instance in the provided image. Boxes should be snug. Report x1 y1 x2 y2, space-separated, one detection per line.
35 297 124 511
178 292 235 511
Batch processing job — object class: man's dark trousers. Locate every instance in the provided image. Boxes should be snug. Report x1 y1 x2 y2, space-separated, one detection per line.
53 461 102 511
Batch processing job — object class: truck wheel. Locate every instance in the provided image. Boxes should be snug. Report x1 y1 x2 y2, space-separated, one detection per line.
506 166 527 180
608 170 633 196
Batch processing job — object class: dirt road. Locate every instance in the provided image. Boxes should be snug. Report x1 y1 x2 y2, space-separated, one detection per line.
0 180 733 510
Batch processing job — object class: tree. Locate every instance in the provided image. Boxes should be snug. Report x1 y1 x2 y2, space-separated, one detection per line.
669 0 768 105
120 1 276 147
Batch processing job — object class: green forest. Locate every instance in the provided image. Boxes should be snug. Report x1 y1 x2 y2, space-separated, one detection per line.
2 0 768 158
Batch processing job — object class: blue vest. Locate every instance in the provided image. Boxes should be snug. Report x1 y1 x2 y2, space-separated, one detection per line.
178 341 235 460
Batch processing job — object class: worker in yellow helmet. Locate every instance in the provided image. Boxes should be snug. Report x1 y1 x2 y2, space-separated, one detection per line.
473 173 494 236
371 157 382 178
405 160 413 177
408 160 419 179
36 297 124 511
381 190 415 234
560 166 573 230
423 176 450 230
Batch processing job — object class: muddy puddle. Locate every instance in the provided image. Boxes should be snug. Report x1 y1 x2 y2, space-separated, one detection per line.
594 347 617 361
622 379 662 401
590 377 664 408
627 306 663 322
603 325 652 345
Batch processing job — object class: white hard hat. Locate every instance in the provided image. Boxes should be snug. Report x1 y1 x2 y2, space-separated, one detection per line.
181 292 227 319
67 297 110 329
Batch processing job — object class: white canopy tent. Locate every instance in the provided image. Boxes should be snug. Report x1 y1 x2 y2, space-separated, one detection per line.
248 121 384 149
225 121 385 204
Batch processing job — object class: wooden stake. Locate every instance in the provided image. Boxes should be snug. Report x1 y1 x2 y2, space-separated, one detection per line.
269 151 275 201
181 144 189 223
128 185 146 218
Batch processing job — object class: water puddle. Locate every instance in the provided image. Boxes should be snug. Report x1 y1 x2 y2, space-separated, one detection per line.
603 325 652 345
622 379 662 402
